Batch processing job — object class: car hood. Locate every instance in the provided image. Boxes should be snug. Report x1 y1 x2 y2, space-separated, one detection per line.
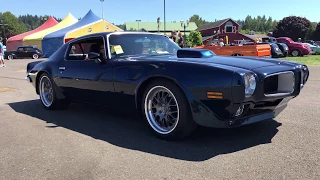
128 54 297 70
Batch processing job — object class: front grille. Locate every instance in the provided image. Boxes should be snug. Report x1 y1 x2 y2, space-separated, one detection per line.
263 71 295 97
264 75 278 94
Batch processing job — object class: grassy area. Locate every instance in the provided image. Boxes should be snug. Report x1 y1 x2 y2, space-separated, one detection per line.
281 55 320 66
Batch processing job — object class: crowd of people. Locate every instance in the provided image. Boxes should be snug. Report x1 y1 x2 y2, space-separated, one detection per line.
168 31 184 48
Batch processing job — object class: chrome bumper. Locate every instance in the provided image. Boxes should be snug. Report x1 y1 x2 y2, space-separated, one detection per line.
25 75 32 82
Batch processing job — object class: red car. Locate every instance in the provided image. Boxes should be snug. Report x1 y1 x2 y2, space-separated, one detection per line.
276 37 312 56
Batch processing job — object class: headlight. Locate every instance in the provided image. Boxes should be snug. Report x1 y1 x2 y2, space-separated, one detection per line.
244 73 256 97
276 47 279 51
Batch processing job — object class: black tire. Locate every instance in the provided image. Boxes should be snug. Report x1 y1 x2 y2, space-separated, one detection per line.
232 53 243 56
142 79 197 140
7 55 13 60
38 73 69 110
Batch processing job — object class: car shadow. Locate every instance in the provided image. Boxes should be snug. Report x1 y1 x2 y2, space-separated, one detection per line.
8 100 282 162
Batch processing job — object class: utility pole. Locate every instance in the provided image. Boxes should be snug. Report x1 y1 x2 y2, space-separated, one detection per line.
0 20 8 45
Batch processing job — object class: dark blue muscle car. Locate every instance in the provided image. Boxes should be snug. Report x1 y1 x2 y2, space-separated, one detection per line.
26 32 309 140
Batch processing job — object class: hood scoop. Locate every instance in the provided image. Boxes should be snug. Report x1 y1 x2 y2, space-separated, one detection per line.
177 48 215 58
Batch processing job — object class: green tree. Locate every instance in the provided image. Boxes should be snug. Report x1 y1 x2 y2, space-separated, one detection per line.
189 14 208 27
186 31 202 47
242 15 253 30
116 24 126 30
314 22 320 40
307 22 317 39
18 14 62 31
273 16 311 41
0 11 27 41
239 15 277 34
265 17 273 32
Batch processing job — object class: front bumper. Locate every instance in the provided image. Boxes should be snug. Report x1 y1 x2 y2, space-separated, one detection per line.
193 96 293 128
225 96 292 127
272 51 283 58
26 73 37 89
25 75 32 82
191 65 308 128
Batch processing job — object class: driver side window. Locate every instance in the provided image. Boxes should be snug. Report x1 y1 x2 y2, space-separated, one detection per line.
65 36 107 61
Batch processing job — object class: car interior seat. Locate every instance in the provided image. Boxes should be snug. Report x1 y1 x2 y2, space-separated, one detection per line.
89 43 100 54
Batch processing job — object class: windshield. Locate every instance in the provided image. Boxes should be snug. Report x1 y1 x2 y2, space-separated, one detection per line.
287 38 295 43
108 33 180 58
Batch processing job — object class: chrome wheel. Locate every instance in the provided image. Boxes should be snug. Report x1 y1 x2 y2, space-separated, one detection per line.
33 54 39 59
40 76 54 107
144 86 179 134
292 50 299 56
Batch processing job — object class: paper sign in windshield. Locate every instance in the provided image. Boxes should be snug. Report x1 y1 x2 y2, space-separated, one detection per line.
113 45 124 54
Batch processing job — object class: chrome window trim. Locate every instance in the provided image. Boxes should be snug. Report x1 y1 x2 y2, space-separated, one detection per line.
63 35 107 62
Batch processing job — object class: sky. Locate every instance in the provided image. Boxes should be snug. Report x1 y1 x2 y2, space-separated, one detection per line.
0 0 319 25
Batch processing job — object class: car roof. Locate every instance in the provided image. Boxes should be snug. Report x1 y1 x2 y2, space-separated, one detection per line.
276 37 290 39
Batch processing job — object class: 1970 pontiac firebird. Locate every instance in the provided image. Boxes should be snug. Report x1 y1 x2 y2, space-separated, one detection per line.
26 32 309 140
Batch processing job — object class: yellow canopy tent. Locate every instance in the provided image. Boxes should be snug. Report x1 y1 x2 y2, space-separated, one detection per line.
64 19 123 42
23 13 78 50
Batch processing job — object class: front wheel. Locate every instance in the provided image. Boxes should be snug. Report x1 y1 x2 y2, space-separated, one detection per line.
32 54 39 59
38 73 69 110
7 55 13 60
142 80 197 140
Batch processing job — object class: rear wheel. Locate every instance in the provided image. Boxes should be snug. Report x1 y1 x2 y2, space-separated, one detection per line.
291 50 300 57
142 80 197 140
38 73 69 110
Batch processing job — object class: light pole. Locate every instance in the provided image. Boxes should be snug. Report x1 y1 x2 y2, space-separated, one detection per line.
136 20 141 31
180 20 189 47
0 19 8 44
164 0 166 35
100 0 104 20
157 17 161 33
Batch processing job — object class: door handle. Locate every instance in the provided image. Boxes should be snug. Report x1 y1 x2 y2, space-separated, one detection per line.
59 67 66 71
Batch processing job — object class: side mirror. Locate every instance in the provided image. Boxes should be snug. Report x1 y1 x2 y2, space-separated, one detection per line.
88 52 100 59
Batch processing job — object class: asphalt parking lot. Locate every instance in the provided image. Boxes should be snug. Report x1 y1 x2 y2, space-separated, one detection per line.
0 59 319 180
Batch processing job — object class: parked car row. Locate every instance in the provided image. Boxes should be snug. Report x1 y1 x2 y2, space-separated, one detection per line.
193 32 315 58
261 37 289 58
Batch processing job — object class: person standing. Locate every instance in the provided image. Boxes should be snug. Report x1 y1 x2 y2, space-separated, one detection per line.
177 32 184 48
0 37 5 67
169 31 176 43
218 38 225 46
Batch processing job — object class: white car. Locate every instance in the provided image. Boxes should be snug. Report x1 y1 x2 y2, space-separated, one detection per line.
303 43 320 55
